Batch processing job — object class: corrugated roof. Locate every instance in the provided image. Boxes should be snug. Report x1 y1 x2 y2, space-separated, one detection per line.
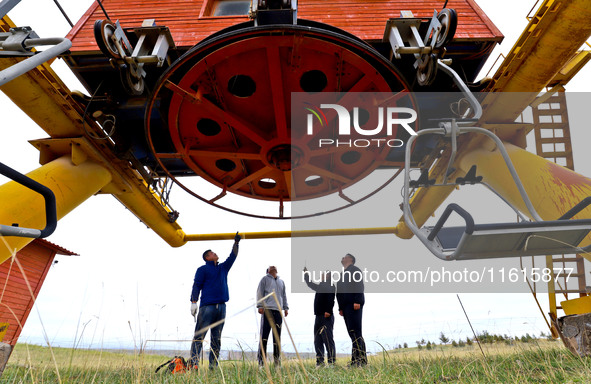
33 239 78 256
66 0 503 52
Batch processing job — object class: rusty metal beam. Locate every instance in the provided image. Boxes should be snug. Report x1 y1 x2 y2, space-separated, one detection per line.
0 15 186 248
482 0 591 122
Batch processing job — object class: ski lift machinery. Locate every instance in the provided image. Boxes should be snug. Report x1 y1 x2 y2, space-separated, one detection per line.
2 0 591 358
382 9 591 262
1 1 591 257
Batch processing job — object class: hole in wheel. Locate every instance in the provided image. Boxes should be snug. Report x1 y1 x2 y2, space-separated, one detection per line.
197 118 221 136
341 151 361 165
305 175 323 187
258 178 277 189
300 70 328 93
228 75 256 97
215 159 236 172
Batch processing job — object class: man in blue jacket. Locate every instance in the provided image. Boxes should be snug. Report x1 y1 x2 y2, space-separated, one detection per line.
189 232 241 369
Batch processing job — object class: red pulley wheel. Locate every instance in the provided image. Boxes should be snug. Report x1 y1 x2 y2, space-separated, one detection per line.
146 21 416 218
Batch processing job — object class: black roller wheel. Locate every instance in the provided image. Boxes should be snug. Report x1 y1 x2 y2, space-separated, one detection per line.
94 19 121 59
435 8 457 48
417 54 438 86
120 65 145 95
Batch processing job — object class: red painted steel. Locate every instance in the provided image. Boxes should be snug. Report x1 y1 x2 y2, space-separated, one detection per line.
145 25 415 205
0 240 76 346
66 0 503 52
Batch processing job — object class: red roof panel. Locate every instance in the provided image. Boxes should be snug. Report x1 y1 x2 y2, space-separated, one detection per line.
66 0 503 52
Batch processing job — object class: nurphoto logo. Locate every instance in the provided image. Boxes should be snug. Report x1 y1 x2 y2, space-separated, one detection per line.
305 103 418 148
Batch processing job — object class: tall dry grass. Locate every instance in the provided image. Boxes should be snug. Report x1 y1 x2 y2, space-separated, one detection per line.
3 340 591 383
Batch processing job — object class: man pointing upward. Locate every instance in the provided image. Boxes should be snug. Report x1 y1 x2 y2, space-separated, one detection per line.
189 232 241 369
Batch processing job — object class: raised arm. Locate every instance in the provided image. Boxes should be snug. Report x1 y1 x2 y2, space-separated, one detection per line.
303 269 321 292
223 232 241 271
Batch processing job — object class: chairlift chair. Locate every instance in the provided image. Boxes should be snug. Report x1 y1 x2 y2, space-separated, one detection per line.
401 81 591 261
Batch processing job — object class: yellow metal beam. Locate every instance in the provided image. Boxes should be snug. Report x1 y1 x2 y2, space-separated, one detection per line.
0 156 112 263
27 137 187 247
483 0 591 121
0 15 187 248
0 17 83 138
115 179 187 247
561 295 591 315
185 227 399 241
549 50 591 87
546 255 558 322
459 142 591 248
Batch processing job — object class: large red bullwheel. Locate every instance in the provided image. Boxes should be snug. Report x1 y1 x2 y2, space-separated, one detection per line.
146 21 416 219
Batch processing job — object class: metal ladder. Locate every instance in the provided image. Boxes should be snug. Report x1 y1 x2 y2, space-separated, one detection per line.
529 91 587 324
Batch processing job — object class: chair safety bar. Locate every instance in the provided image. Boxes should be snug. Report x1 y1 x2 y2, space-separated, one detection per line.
426 203 474 241
558 197 591 220
0 162 57 238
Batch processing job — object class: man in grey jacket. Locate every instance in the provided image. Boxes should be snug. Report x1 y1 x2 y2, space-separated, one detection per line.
256 265 289 366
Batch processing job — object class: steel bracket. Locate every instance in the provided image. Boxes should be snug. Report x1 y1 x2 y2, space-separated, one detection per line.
252 0 298 26
383 10 453 86
0 27 38 56
130 20 176 68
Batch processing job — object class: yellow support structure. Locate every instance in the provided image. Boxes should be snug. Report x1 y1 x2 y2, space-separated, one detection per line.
114 180 187 248
0 156 112 263
483 0 591 122
459 142 591 251
0 15 187 249
185 227 399 241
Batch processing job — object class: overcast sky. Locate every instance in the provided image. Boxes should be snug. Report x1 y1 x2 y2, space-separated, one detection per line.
2 0 590 356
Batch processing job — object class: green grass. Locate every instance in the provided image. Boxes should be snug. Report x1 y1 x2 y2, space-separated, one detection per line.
3 341 591 383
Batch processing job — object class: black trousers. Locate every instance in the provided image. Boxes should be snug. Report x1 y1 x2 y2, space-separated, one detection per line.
342 306 367 366
258 309 283 365
314 314 335 365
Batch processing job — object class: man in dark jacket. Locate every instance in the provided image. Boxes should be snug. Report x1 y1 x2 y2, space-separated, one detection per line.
336 253 367 366
303 267 336 366
189 232 241 369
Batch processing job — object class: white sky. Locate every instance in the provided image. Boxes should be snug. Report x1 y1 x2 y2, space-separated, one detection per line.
1 0 590 355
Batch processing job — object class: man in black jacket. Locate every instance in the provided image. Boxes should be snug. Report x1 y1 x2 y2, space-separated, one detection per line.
303 268 336 366
336 253 367 366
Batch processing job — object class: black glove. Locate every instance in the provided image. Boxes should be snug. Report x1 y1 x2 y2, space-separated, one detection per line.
235 231 241 243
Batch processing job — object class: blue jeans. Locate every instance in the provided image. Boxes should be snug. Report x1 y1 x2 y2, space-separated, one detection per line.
190 303 226 367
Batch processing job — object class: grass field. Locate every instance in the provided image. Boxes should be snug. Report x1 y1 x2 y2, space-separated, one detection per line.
3 340 591 383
